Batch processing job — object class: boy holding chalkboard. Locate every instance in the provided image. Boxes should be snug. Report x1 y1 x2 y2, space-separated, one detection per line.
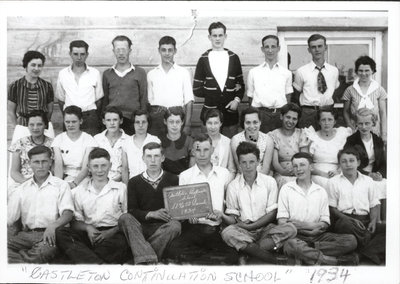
166 133 238 264
221 141 297 264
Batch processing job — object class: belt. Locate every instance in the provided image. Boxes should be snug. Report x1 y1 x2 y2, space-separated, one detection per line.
96 226 116 231
203 105 217 109
23 227 46 232
150 105 168 113
301 105 320 110
259 107 281 113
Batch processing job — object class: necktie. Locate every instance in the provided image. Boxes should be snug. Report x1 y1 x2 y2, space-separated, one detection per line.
316 66 327 94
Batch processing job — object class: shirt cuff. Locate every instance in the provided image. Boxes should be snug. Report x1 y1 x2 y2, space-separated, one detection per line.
225 208 240 216
265 203 278 214
276 211 289 220
234 97 241 103
320 216 331 225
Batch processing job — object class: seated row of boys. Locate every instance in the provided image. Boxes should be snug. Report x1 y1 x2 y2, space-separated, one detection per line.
8 133 385 265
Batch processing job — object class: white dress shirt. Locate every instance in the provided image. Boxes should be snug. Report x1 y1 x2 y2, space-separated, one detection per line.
209 50 229 91
56 65 104 111
147 63 194 107
225 173 278 222
277 180 330 225
72 179 127 227
327 172 380 216
179 164 230 226
293 61 339 106
247 62 293 108
8 173 74 229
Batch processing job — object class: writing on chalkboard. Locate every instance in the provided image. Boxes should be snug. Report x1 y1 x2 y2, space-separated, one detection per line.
163 183 213 220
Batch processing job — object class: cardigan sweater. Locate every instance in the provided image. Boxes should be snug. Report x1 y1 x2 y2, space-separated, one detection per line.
344 131 386 178
127 171 179 223
193 49 244 109
102 67 148 119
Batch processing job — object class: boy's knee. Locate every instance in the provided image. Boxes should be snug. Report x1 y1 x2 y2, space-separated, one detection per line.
166 220 181 236
221 224 237 242
345 234 358 251
283 238 299 255
55 226 69 241
118 213 140 228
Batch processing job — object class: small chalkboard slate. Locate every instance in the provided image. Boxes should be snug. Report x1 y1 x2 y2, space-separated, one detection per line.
163 183 213 220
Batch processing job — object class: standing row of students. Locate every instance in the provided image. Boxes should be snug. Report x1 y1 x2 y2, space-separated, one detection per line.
8 22 387 142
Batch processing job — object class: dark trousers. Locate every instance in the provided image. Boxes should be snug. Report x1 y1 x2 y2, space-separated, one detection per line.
258 108 282 133
333 214 386 264
81 110 101 136
120 116 135 136
148 106 167 138
55 226 130 264
165 222 238 265
298 107 319 129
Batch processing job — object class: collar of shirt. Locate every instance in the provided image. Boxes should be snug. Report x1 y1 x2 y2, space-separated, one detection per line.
311 61 326 71
338 171 365 181
261 61 280 69
143 170 164 182
155 62 178 71
352 78 380 96
238 173 260 189
97 129 128 143
22 76 39 89
193 164 218 178
288 181 323 197
112 63 135 77
86 178 119 197
67 64 90 74
28 172 56 189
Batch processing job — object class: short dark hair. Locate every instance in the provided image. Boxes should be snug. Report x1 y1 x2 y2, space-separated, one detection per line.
208 22 226 34
291 152 313 165
22 51 46 68
69 40 89 52
236 141 260 162
240 107 260 129
64 105 83 120
159 36 176 48
317 105 338 121
112 35 132 48
337 146 361 162
27 110 48 128
102 106 123 119
307 34 326 47
132 109 152 129
143 142 163 155
355 55 376 73
28 145 52 159
203 108 223 126
164 106 185 123
89 148 110 161
192 133 212 146
280 103 302 119
261 35 279 47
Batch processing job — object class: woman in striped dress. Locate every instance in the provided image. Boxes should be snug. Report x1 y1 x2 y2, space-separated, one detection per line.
342 55 387 143
7 50 54 127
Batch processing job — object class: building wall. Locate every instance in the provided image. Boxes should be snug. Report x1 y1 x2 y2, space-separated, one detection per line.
7 15 388 136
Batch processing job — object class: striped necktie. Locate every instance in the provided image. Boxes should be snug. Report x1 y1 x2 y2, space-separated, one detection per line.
315 66 327 94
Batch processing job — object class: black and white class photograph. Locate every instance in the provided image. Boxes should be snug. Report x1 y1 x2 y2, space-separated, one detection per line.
1 1 399 284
